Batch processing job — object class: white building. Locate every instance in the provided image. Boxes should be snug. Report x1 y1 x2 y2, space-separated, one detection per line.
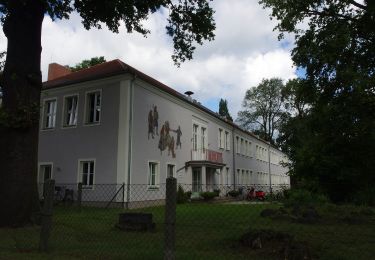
38 60 290 203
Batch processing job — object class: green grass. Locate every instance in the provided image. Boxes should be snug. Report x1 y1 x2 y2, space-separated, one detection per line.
0 202 374 259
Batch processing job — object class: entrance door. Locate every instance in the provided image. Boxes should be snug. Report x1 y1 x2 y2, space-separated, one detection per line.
192 168 202 192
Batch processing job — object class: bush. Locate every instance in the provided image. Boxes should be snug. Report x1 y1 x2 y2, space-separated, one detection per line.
227 190 240 198
213 189 220 196
200 191 217 201
283 189 329 208
177 185 191 204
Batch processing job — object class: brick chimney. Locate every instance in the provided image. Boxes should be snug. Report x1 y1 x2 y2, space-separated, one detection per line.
47 63 71 81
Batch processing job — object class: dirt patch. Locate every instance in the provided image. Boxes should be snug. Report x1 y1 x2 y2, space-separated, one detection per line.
240 229 312 259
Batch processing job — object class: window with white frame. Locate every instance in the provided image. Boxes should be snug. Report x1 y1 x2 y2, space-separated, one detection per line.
79 160 95 189
225 131 230 150
247 141 252 157
244 140 248 156
218 128 224 149
201 127 207 151
167 164 175 178
63 95 78 127
86 90 101 124
226 167 230 185
236 136 240 154
43 99 57 129
148 161 160 188
192 124 198 151
240 138 244 155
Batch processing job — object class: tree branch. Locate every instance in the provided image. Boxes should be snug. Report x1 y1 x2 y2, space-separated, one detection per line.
348 0 367 10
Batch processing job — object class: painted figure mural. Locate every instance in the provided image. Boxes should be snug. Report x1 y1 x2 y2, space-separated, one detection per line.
147 104 182 158
148 105 159 139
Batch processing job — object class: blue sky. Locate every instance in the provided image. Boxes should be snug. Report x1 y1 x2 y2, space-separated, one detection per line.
0 1 297 118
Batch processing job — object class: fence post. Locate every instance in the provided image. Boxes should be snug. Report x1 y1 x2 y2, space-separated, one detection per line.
77 182 82 211
39 179 55 252
122 182 125 209
164 177 177 260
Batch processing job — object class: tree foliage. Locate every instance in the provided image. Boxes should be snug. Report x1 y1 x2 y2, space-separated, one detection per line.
237 78 287 144
260 0 375 204
69 56 106 72
0 1 215 66
218 98 233 122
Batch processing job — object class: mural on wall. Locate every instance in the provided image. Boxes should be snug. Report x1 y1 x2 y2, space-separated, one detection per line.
148 105 159 139
147 104 182 158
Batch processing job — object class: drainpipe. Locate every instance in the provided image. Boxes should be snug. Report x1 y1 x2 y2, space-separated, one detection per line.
126 74 136 209
232 126 236 189
268 142 272 194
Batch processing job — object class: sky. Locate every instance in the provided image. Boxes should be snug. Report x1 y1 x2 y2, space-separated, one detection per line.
0 0 297 119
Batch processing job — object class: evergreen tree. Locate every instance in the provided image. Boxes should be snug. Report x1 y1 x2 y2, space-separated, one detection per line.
218 98 233 122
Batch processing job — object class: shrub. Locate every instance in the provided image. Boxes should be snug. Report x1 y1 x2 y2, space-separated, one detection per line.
213 189 220 196
228 190 240 198
283 189 329 208
200 191 217 201
177 185 191 204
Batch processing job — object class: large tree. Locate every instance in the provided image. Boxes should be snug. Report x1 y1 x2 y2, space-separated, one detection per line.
260 0 375 203
0 0 215 227
237 78 287 144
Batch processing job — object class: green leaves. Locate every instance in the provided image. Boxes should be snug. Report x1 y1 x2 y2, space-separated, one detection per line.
69 56 106 72
237 78 287 144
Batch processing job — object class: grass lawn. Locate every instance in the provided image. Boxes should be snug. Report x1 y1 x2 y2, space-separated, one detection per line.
0 202 374 259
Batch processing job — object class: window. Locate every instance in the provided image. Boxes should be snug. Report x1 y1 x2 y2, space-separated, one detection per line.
236 136 240 154
240 138 244 155
63 95 78 127
79 160 95 189
43 99 57 129
192 124 198 151
201 127 206 151
247 142 252 157
241 169 245 185
218 128 223 149
86 90 101 124
148 161 160 188
244 140 248 156
225 131 230 150
226 167 230 185
237 169 240 185
167 164 175 178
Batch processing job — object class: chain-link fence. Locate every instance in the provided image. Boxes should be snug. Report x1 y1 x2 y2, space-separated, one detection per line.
2 179 375 259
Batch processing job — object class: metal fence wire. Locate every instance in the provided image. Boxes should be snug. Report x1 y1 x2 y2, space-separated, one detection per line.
1 179 375 259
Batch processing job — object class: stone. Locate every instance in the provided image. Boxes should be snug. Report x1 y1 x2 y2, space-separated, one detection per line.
116 213 155 232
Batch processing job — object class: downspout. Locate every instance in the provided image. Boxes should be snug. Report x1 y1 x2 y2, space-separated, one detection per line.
232 126 236 189
126 74 136 209
268 143 272 194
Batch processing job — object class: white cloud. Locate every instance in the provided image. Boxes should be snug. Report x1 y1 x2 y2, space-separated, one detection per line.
1 1 297 118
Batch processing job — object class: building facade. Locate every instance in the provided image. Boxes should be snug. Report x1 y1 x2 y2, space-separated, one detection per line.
38 60 290 202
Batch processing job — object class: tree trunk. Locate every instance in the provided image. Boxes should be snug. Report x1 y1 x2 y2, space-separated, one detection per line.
0 1 45 227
